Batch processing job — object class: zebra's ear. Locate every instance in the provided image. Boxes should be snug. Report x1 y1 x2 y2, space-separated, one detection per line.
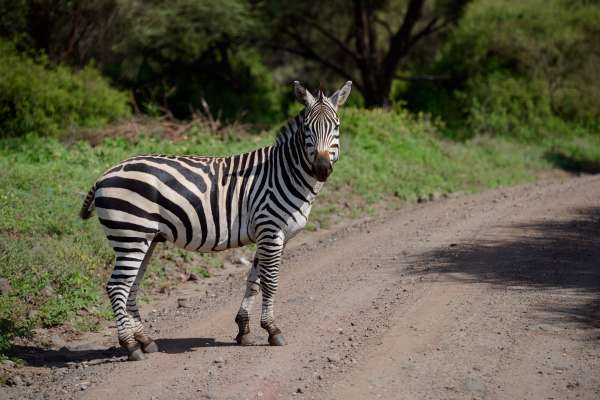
330 81 352 108
293 81 315 107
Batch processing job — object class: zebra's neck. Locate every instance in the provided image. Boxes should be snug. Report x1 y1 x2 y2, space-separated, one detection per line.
275 110 305 146
270 111 323 201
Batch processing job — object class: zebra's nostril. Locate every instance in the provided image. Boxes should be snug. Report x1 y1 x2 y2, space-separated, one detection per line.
313 152 332 182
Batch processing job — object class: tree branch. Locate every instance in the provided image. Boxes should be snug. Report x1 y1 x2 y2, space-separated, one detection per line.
266 39 362 92
405 17 456 51
381 0 425 81
295 15 360 62
394 74 451 81
374 16 393 36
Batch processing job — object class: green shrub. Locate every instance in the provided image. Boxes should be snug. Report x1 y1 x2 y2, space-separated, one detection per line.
0 39 130 138
463 73 560 139
400 0 600 140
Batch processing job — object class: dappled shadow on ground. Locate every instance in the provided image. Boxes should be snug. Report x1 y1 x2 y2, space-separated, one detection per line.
545 151 600 174
415 207 600 330
9 337 238 367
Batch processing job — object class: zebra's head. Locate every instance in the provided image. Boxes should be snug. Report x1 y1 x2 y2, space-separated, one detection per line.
293 81 352 182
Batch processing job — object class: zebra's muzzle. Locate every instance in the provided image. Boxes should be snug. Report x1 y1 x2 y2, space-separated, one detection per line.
313 151 332 182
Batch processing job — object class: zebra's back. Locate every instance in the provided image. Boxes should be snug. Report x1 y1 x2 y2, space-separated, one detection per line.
93 151 269 252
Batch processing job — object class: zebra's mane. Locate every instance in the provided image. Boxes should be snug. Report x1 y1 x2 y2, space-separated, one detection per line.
275 109 305 145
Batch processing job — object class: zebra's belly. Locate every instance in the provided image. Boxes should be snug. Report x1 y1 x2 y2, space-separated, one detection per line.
95 184 254 253
186 228 255 253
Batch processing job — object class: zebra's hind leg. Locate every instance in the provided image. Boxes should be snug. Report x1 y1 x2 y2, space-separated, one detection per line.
235 258 261 345
106 236 156 361
126 240 159 354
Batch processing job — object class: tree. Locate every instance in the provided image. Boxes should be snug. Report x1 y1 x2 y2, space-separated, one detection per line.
261 0 469 107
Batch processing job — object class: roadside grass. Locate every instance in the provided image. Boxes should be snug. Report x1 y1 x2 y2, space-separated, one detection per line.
1 107 597 353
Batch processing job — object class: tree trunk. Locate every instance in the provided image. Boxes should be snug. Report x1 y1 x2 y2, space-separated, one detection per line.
361 73 393 109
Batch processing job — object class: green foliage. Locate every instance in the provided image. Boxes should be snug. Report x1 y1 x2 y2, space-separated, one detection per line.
330 108 547 202
401 0 600 140
463 73 558 140
109 0 284 124
0 39 130 137
0 0 28 38
192 266 211 279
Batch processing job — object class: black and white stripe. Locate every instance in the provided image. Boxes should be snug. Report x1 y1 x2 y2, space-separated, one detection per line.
80 81 352 358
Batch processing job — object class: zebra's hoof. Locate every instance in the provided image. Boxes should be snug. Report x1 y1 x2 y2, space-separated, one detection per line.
236 333 253 346
268 333 286 346
135 333 158 353
127 347 146 361
142 340 159 353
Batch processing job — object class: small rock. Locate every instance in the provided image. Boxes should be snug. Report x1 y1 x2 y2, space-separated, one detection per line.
188 272 201 281
429 192 442 201
464 377 485 393
326 355 338 363
159 286 170 294
566 381 579 390
2 359 16 368
7 375 24 386
87 359 107 366
336 328 343 334
213 357 225 364
296 388 303 394
235 256 251 267
316 374 322 380
79 381 90 391
0 278 12 295
76 308 89 317
40 285 54 297
177 298 192 308
417 195 428 203
50 334 66 348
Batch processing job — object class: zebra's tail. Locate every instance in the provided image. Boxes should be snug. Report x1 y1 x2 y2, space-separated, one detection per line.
79 184 97 220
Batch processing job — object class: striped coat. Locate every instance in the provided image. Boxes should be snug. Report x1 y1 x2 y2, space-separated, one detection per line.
80 81 352 360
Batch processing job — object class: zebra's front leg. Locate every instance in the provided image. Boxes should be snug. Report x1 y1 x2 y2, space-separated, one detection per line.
126 242 160 355
235 258 260 345
256 234 286 346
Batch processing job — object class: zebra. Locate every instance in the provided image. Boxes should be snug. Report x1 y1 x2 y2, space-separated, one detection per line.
79 81 352 361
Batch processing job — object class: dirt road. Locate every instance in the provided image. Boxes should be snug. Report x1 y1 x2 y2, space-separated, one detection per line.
3 175 600 400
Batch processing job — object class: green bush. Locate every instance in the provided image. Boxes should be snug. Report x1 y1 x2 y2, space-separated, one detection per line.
400 0 600 140
463 73 560 139
0 39 130 138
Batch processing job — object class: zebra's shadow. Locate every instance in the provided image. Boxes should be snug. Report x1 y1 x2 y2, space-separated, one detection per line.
8 337 243 368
